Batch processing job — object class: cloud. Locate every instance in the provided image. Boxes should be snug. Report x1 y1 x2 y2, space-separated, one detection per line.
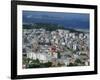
26 15 32 18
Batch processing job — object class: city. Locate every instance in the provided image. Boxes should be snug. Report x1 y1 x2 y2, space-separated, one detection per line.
22 23 90 68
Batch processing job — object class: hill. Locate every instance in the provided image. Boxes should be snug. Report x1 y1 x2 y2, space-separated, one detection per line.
23 23 87 33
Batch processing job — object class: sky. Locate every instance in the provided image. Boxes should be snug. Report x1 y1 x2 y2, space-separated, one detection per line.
23 11 90 29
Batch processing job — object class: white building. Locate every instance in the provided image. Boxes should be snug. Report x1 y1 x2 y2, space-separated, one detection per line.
27 52 48 63
79 33 84 39
73 44 77 51
52 52 58 58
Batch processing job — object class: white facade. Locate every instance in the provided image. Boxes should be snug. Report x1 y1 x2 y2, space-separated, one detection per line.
27 52 48 62
73 44 77 50
52 52 58 58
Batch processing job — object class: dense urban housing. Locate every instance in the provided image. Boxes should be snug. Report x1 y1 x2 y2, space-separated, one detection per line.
22 23 90 68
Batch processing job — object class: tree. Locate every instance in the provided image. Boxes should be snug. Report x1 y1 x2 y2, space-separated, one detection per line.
36 59 40 63
75 59 82 63
57 52 61 59
57 62 62 66
28 63 40 68
67 63 78 66
44 62 52 67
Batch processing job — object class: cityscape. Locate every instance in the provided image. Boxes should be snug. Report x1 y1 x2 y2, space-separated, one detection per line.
22 11 90 68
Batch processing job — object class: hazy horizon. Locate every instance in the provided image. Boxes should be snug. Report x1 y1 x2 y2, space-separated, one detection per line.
23 11 90 30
